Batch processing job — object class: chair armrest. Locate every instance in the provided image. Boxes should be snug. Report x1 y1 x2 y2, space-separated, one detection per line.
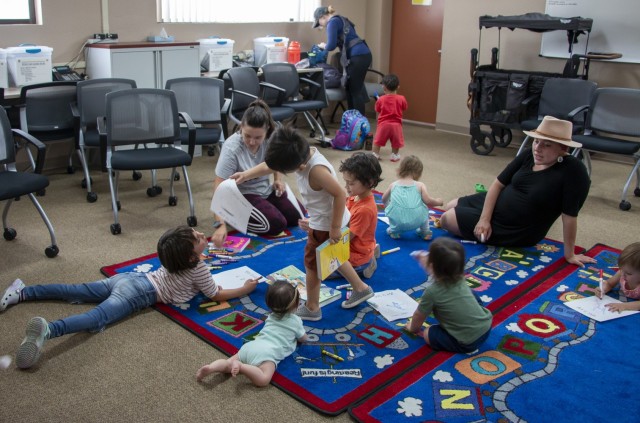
221 98 231 114
70 102 81 149
567 104 589 121
97 116 108 172
178 111 196 158
259 82 287 105
231 89 258 101
367 68 385 79
11 128 47 174
520 93 539 107
299 77 321 88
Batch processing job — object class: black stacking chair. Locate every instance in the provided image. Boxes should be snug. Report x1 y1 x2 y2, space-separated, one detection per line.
261 62 328 146
572 88 640 211
18 81 78 178
517 78 597 155
165 77 227 157
72 78 137 203
226 67 294 132
0 107 58 257
97 89 197 234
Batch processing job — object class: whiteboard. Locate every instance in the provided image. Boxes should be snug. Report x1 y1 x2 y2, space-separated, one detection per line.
541 0 640 63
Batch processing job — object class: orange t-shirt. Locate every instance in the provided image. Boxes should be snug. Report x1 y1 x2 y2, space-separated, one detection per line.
346 194 378 266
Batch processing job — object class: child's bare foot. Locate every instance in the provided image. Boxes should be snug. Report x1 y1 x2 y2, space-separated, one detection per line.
196 364 215 382
230 357 241 377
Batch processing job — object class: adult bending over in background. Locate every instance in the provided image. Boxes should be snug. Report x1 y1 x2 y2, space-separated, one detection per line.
313 5 372 116
439 116 596 267
211 100 304 246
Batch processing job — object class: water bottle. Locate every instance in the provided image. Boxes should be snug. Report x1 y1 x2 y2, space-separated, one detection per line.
287 41 301 64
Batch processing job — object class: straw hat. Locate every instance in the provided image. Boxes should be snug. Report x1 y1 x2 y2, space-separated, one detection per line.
522 116 582 148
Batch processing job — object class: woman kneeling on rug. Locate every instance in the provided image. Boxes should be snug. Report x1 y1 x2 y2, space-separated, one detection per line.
211 100 305 247
439 116 596 267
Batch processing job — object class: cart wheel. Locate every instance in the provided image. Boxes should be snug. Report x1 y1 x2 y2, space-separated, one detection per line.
491 128 512 147
470 134 494 155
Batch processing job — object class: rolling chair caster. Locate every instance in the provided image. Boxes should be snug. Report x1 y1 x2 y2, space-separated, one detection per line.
4 227 17 241
187 216 197 227
169 196 177 206
87 192 98 203
110 223 122 235
45 245 59 258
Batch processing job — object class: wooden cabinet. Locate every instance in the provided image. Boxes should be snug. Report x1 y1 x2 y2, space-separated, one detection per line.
86 42 199 88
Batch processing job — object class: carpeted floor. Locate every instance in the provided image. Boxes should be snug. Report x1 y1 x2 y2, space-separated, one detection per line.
1 121 638 422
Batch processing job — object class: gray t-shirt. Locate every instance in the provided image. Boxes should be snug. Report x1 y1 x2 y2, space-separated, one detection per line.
215 132 272 198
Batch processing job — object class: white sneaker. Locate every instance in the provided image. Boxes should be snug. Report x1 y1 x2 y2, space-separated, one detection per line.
390 153 401 162
1 279 25 312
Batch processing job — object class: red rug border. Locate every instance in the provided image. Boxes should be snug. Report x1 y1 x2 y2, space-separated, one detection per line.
348 243 618 422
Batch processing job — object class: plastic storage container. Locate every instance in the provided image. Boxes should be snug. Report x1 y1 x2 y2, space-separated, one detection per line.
6 45 53 87
287 41 301 64
0 49 7 89
198 37 235 72
253 36 289 67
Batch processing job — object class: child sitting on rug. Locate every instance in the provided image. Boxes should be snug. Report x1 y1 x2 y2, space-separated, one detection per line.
405 237 492 354
0 226 258 369
230 126 374 322
595 241 640 312
321 152 383 279
382 155 443 240
196 280 307 387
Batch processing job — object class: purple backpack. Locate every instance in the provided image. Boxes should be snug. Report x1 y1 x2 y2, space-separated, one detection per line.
331 110 370 151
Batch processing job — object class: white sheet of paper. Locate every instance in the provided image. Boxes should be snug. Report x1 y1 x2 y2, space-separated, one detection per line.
212 265 264 290
210 179 253 234
565 295 640 322
284 183 305 219
377 215 390 225
367 289 418 321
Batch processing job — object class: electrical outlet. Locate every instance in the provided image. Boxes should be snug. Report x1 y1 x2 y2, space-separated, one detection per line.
105 33 118 40
93 33 107 40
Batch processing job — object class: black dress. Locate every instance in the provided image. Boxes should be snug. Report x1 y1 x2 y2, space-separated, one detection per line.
454 151 590 246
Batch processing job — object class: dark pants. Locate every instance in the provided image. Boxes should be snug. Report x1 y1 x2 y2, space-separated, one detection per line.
244 190 306 236
346 52 372 116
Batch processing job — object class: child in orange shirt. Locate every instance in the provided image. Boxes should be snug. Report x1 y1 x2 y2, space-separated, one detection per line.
338 152 383 278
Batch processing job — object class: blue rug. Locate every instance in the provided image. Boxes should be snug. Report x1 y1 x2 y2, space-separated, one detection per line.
101 207 572 415
349 243 640 422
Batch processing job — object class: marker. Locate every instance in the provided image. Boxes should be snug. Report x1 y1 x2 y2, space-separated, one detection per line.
336 284 351 289
381 247 400 256
461 240 477 244
598 269 604 299
480 233 486 243
321 349 344 362
247 232 258 237
208 266 222 270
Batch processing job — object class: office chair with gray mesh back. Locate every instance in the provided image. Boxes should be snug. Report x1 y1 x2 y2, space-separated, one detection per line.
72 78 137 203
0 107 58 257
165 77 227 157
517 78 597 155
226 67 295 132
261 63 328 146
97 89 197 235
572 88 640 211
18 81 78 182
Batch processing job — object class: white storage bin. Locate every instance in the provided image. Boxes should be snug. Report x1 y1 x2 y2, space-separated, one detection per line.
6 45 53 87
0 49 7 89
253 36 289 67
198 38 235 72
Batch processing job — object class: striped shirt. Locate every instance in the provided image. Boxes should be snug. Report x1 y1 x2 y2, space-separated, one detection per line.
146 261 219 304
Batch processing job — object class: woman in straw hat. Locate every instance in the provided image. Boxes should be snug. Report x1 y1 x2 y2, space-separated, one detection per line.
440 116 596 267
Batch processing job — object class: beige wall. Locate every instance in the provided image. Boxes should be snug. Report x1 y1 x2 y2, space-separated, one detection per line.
0 0 637 135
